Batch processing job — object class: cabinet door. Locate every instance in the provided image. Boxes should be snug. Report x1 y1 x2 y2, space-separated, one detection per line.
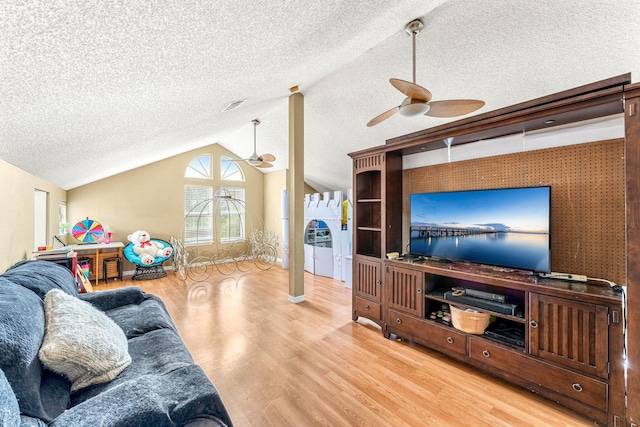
529 293 609 379
388 266 424 317
354 256 382 303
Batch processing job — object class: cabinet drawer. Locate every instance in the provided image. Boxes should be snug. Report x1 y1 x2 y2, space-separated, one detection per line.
389 310 467 356
355 297 381 319
469 338 607 411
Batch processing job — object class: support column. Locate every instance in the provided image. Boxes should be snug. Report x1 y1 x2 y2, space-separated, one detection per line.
288 91 305 302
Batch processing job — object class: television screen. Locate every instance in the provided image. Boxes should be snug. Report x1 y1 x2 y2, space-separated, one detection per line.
409 186 551 272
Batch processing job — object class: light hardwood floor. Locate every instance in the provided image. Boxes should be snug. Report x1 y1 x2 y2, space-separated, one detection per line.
97 265 596 427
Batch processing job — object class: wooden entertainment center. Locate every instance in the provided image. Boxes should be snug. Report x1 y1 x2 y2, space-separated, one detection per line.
350 74 640 426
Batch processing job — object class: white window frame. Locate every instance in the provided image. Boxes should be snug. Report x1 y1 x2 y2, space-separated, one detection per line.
184 185 214 245
220 156 245 181
185 155 212 179
218 187 245 242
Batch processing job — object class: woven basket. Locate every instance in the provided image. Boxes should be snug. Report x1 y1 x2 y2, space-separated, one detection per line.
450 305 490 334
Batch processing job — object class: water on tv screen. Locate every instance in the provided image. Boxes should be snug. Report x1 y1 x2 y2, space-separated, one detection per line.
409 186 551 272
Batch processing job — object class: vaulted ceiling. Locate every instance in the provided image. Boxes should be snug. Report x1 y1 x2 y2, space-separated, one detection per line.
1 0 639 192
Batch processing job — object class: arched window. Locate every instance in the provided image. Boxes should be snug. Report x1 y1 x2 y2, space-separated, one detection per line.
185 155 212 179
183 154 246 244
220 156 244 181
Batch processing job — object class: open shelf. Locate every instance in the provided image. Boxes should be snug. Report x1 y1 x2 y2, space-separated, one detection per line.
426 288 526 323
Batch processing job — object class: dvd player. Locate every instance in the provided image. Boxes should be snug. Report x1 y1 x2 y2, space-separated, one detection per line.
444 291 518 316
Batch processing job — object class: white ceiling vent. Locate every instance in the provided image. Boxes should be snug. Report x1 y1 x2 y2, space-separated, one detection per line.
222 99 247 112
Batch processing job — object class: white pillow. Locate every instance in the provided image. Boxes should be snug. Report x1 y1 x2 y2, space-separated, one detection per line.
39 289 131 392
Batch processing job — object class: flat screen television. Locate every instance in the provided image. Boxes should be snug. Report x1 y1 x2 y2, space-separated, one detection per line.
409 186 551 272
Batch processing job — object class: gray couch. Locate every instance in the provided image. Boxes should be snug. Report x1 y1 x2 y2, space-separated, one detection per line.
0 260 232 427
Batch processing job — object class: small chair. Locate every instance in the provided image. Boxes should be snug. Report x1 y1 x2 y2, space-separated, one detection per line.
124 239 173 280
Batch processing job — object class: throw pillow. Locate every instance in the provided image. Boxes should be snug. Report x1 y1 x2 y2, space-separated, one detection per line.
39 289 132 392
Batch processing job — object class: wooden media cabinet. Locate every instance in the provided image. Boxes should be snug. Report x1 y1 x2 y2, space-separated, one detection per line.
349 74 637 425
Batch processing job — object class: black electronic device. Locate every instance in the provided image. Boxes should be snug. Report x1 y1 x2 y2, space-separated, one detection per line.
409 186 551 272
444 290 518 316
484 323 525 348
463 288 507 303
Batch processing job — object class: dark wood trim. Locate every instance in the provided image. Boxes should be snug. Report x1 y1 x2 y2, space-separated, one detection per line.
348 74 629 160
625 82 640 426
386 73 630 150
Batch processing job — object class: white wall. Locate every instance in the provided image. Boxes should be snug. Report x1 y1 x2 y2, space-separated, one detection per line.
403 115 624 169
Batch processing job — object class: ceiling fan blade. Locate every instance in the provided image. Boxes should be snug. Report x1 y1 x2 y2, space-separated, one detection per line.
367 106 400 127
390 78 432 102
256 162 273 168
259 153 275 162
425 99 485 118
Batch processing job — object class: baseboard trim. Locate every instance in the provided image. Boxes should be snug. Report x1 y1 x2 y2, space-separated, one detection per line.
288 294 305 303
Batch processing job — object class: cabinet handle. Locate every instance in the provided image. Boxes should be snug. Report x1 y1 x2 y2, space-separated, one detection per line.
529 320 539 329
446 337 454 344
364 305 370 310
417 288 422 294
482 350 491 358
376 280 381 285
572 383 583 393
396 318 402 324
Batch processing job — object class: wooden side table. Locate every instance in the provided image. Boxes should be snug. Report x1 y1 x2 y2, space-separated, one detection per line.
70 242 124 287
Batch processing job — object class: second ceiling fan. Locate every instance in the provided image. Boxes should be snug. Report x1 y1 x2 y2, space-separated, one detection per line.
242 119 275 168
367 19 485 127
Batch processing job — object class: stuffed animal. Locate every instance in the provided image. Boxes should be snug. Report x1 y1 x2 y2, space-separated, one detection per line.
127 230 173 265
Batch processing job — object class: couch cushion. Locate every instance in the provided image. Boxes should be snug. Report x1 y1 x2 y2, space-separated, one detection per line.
103 296 178 338
4 260 78 299
19 416 48 427
39 289 131 392
0 280 70 421
78 286 147 312
0 369 20 427
53 365 231 427
71 327 194 404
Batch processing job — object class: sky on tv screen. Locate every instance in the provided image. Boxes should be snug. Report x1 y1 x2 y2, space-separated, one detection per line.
410 187 550 234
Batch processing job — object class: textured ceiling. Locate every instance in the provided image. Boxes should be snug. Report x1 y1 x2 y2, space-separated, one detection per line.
1 0 639 191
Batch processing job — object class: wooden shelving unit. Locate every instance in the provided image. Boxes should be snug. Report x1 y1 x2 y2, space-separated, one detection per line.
348 74 635 425
71 242 124 286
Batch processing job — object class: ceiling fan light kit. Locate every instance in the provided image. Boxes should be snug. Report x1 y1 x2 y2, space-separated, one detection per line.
367 18 485 127
399 97 430 117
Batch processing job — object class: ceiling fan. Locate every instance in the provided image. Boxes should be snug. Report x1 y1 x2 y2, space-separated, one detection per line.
367 19 485 127
242 119 275 168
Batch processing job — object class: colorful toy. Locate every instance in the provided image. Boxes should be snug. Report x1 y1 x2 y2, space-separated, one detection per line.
126 230 173 265
72 219 104 243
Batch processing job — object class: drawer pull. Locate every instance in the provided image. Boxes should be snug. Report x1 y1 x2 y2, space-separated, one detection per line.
482 350 491 358
396 318 402 324
417 288 422 294
529 320 539 329
572 383 583 393
364 305 370 310
446 337 454 344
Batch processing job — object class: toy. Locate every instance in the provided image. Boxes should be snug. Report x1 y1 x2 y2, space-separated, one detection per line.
127 230 173 265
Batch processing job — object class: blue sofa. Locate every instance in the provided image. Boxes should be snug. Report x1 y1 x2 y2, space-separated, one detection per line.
0 260 232 427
